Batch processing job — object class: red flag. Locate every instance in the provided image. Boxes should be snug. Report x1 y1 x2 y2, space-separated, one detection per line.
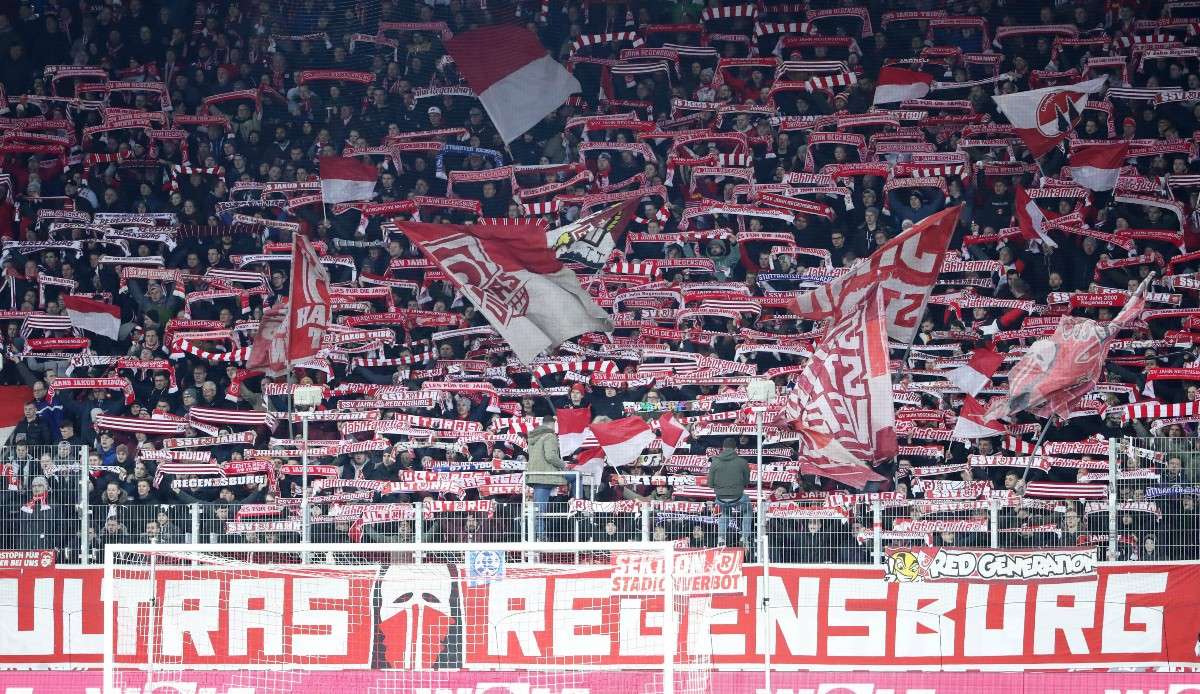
1068 141 1129 191
395 221 611 362
446 25 582 143
590 416 655 467
872 66 934 105
658 412 689 458
951 396 1006 440
287 234 332 364
778 286 896 476
987 276 1150 421
1014 186 1058 248
798 459 888 489
945 344 1005 397
788 205 960 344
555 406 592 456
247 300 289 376
63 294 121 339
318 156 378 204
991 77 1107 158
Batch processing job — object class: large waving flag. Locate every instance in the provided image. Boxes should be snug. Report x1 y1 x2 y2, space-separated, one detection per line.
247 235 331 376
992 77 1107 158
549 199 640 269
1015 186 1058 248
63 295 121 340
287 234 332 363
789 205 961 344
777 286 896 481
987 276 1150 421
590 416 655 467
446 25 582 143
946 344 1005 397
318 156 378 204
872 66 934 105
1068 141 1129 192
395 220 611 362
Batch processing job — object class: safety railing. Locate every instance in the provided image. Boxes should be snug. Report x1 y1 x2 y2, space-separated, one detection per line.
1 444 90 564
16 438 1199 565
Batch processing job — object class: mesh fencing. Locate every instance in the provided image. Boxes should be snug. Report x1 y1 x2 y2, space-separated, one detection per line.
1 444 88 563
16 437 1200 565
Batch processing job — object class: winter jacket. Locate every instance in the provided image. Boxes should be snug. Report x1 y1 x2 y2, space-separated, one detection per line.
525 425 568 487
708 450 750 501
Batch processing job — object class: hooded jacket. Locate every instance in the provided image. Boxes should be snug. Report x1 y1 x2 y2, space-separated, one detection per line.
525 425 568 487
707 449 750 501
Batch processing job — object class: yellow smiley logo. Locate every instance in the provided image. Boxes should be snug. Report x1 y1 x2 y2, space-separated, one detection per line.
890 551 921 582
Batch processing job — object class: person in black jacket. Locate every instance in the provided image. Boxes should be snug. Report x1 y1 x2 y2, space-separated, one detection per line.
13 402 51 448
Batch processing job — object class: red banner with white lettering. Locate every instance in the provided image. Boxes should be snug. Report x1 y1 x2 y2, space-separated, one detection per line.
2 563 1198 670
287 234 332 364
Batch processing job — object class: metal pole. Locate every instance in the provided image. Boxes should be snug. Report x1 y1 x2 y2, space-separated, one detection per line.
1019 418 1053 484
989 497 999 549
1108 437 1119 561
146 540 158 684
102 545 114 693
190 503 201 545
755 410 764 559
301 412 311 547
80 445 90 565
871 499 883 565
413 502 424 564
756 408 771 694
663 542 675 694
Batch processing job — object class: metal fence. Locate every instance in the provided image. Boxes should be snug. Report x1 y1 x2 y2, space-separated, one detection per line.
1115 436 1200 562
11 438 1197 565
1 444 88 563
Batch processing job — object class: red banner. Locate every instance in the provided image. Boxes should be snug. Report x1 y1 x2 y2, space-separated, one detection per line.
4 563 1197 670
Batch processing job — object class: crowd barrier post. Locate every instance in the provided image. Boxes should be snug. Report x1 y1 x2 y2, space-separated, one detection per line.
1108 437 1119 560
871 498 883 564
79 445 90 565
989 496 1000 549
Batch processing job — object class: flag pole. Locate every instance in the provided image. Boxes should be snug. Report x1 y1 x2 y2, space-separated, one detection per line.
1019 417 1054 485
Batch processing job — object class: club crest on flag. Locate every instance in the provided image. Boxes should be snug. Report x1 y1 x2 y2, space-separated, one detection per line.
423 232 531 324
1034 89 1082 138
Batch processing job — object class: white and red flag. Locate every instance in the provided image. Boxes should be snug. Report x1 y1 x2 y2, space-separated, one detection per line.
991 77 1107 158
318 156 378 204
395 221 612 363
777 286 897 480
1014 185 1058 248
951 396 1006 440
286 234 332 363
1068 141 1129 191
247 300 289 376
446 25 582 144
987 276 1150 421
247 235 331 376
63 295 121 340
590 416 655 467
789 204 960 344
657 412 690 458
945 344 1005 396
555 406 592 456
799 458 888 489
872 66 934 105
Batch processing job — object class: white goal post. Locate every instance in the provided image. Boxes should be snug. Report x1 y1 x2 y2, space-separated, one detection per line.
101 541 729 694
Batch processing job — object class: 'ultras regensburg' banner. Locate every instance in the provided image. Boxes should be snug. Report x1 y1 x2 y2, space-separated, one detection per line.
1 563 1198 670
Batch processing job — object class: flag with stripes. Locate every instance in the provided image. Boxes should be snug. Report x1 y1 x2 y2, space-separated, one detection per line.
1024 482 1108 499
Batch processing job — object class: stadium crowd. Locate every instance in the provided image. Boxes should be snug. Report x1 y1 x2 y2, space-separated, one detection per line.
0 0 1198 565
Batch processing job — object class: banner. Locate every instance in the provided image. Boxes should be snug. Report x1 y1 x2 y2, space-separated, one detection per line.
3 563 1197 670
7 671 1200 694
884 547 1097 582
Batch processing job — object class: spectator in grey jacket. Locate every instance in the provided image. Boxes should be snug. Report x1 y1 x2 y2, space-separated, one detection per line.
707 438 751 552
